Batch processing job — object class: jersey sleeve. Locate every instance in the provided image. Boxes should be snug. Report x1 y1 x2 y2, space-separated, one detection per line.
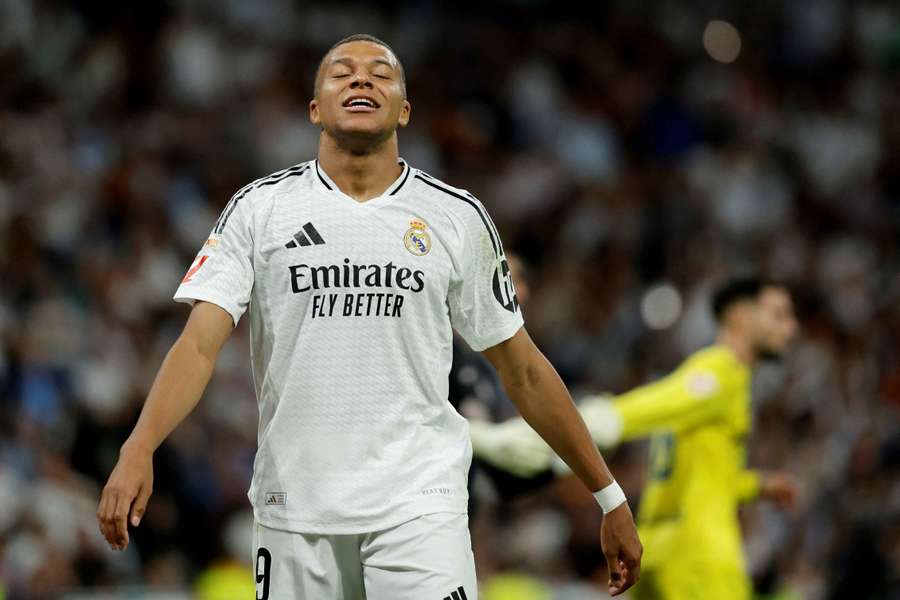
735 469 761 503
173 189 256 326
447 196 523 351
613 356 734 439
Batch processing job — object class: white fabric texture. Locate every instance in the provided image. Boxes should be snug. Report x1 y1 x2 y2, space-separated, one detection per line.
174 159 523 533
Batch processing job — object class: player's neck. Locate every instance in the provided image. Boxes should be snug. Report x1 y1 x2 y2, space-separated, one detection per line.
317 133 403 203
716 330 756 367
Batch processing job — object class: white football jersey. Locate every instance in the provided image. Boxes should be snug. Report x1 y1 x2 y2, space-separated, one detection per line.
174 159 523 533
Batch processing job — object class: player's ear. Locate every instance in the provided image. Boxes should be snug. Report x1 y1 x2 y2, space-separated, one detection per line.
309 99 321 126
398 100 411 128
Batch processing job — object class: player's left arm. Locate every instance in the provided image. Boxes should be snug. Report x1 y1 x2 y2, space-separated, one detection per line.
483 328 616 493
444 190 640 594
482 327 642 595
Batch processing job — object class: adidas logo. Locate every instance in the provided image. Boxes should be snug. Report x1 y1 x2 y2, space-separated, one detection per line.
442 586 468 600
285 222 325 248
265 492 286 505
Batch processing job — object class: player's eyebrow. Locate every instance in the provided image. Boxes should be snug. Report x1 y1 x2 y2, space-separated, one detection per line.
330 57 396 71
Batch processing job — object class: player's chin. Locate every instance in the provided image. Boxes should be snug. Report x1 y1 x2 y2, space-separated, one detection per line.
337 112 394 131
334 118 395 139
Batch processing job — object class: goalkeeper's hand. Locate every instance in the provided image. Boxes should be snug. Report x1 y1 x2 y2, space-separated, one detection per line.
759 471 798 510
469 395 623 477
469 418 552 477
579 394 623 448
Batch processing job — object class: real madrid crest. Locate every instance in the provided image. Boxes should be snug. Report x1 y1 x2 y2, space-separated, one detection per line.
403 218 431 256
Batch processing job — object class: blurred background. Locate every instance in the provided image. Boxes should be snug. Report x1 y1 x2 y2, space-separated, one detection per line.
1 0 900 598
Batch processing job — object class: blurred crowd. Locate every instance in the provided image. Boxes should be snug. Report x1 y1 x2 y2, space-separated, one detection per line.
1 0 899 598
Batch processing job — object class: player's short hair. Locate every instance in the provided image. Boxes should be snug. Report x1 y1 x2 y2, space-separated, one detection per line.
711 276 780 322
314 34 407 98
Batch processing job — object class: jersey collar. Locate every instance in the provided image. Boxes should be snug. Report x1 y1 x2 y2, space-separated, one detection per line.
314 158 411 199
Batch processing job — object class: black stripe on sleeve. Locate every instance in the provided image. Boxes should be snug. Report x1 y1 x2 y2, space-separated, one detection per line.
213 183 252 233
414 174 500 258
215 188 251 234
258 165 309 187
212 202 230 234
464 190 504 256
215 164 310 234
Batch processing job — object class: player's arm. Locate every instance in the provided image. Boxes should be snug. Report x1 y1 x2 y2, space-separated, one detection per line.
738 469 797 508
482 327 642 596
483 328 616 492
617 369 723 438
585 362 733 446
98 185 256 552
736 469 761 502
97 302 233 551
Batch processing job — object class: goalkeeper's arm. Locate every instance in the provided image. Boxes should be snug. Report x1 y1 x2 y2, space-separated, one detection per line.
472 360 739 477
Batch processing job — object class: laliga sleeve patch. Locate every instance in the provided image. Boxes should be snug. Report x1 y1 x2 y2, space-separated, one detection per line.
685 371 720 400
181 255 209 283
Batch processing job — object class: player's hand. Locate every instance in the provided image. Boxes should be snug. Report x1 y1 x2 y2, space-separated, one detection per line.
468 418 552 477
760 471 797 509
600 502 642 596
97 441 154 551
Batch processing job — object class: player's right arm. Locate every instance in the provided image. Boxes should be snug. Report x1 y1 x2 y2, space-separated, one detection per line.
98 184 257 552
96 301 233 551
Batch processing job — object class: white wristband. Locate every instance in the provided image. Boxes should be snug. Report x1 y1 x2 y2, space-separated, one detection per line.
593 481 627 514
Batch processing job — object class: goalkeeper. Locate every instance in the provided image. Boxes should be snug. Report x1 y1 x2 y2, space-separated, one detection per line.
470 277 799 600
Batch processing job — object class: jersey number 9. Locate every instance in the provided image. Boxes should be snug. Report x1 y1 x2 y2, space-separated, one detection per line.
256 547 272 600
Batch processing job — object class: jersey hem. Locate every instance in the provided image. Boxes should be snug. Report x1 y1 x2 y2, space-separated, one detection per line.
464 319 524 352
250 500 468 535
173 292 243 327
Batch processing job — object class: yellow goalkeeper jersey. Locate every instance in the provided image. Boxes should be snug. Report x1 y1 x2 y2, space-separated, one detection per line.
614 345 759 573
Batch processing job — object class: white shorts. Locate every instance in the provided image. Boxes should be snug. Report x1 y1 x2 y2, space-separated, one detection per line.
252 512 477 600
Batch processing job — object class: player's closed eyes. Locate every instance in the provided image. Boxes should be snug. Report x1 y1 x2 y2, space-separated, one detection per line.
331 72 391 80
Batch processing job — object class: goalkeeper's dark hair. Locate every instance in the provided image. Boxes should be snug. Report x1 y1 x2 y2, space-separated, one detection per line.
711 276 781 322
314 34 406 98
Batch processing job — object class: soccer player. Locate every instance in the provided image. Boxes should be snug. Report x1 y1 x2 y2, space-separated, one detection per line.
95 34 641 598
474 277 799 600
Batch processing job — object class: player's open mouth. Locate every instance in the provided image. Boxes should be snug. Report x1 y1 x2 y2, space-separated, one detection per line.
342 96 380 112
